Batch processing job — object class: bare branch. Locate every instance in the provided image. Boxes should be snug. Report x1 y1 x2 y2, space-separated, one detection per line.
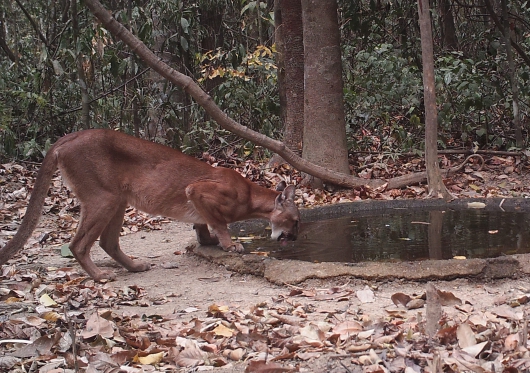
483 0 530 68
13 0 49 46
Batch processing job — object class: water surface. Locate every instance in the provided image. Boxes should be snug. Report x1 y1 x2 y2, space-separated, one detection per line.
237 209 530 263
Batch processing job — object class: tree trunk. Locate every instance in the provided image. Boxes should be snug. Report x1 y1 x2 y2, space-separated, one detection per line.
438 0 458 51
269 0 304 167
0 8 16 63
200 2 225 95
417 0 452 199
301 0 350 188
501 0 522 147
72 0 90 129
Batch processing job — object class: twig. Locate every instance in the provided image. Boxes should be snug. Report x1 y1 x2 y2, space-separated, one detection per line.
0 339 32 345
282 282 305 290
53 68 150 118
522 309 528 348
339 361 353 373
13 0 49 46
443 154 485 176
352 149 526 158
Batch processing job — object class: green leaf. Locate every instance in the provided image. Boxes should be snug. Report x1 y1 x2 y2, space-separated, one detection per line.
52 60 64 76
444 72 452 85
475 128 486 137
181 17 189 34
180 36 188 51
61 244 73 258
241 1 256 15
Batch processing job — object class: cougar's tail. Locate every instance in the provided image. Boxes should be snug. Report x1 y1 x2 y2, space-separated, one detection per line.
0 148 59 265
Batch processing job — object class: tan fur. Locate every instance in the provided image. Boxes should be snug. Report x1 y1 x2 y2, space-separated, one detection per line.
0 130 300 281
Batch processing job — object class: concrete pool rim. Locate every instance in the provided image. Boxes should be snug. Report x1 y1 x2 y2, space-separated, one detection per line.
192 197 530 284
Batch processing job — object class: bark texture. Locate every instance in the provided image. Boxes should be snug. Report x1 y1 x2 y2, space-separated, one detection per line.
301 0 350 188
417 0 452 199
270 0 304 166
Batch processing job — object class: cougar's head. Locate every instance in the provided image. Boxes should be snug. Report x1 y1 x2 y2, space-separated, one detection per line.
270 182 300 244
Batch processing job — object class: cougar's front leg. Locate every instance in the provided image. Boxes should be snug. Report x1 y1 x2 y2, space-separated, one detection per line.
185 183 244 253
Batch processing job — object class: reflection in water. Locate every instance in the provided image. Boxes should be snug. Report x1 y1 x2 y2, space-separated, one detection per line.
240 209 530 263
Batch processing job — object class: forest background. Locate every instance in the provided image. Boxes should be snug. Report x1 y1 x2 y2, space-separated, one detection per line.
0 0 529 181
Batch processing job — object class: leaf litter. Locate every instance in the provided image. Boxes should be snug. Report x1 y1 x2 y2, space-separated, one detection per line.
2 155 530 372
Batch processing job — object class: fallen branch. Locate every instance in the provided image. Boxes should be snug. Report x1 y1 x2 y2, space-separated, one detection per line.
386 154 483 190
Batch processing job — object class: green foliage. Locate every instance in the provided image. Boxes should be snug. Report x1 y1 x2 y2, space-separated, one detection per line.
1 0 530 162
343 43 423 152
435 52 506 147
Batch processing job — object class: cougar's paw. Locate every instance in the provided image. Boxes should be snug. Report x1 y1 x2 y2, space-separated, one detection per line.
227 242 245 253
93 270 117 282
128 260 151 273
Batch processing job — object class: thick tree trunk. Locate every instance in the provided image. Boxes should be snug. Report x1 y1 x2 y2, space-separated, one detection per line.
439 0 458 51
269 0 304 167
200 2 225 95
417 0 452 199
301 0 350 188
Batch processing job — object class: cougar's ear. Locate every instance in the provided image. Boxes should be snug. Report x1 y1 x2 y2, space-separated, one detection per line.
276 180 287 192
275 185 296 207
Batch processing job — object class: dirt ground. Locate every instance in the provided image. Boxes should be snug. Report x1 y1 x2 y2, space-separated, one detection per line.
32 220 530 372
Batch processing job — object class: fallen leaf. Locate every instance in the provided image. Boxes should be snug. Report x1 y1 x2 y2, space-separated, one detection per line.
437 289 462 306
462 341 489 358
332 320 363 340
136 352 164 365
81 312 115 339
456 323 476 348
356 286 375 303
213 324 234 337
39 293 58 307
505 333 520 351
245 360 295 373
391 292 411 307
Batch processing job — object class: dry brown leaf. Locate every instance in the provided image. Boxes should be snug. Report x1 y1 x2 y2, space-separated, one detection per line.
213 323 234 337
332 320 363 340
245 359 295 373
81 312 115 339
391 292 412 307
135 351 164 365
505 333 520 351
174 346 208 367
456 323 476 348
406 298 425 310
437 289 462 306
356 286 375 303
462 341 490 358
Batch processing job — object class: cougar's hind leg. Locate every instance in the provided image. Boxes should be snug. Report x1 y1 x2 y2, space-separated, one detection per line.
69 197 123 281
193 223 219 245
99 202 151 273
